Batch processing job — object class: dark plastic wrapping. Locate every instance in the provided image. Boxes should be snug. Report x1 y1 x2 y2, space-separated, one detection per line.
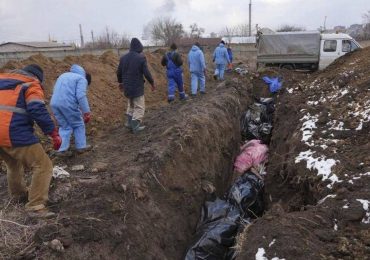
241 98 274 143
185 172 264 260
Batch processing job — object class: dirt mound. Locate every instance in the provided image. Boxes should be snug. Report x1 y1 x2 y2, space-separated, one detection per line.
0 50 174 137
237 48 370 259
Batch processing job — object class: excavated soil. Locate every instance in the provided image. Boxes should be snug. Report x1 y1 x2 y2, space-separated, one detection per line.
237 48 370 260
0 47 369 260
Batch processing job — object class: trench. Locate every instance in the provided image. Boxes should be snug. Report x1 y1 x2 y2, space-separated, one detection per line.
182 96 270 258
180 78 318 260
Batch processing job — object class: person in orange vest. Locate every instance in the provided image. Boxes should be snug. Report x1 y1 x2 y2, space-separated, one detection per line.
0 64 61 218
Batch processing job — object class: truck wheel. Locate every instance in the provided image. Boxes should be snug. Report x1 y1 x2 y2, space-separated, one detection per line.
281 64 294 70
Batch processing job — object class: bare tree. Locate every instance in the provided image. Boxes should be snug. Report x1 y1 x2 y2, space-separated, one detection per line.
220 27 236 43
362 10 370 40
276 25 306 32
235 24 250 37
144 17 184 46
189 23 205 38
210 32 218 38
84 26 130 49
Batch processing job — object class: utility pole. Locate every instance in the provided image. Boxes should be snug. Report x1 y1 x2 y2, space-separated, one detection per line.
249 0 252 36
106 27 110 45
323 16 327 32
79 24 84 48
91 30 95 46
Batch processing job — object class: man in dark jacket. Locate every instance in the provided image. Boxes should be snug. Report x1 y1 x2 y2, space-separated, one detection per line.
117 38 155 133
161 43 187 103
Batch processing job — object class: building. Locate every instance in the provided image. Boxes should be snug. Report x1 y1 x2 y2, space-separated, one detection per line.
0 42 75 53
222 36 256 44
347 24 364 38
175 37 222 48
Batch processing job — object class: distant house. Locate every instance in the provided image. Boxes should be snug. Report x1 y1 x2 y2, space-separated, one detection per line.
0 42 75 53
347 24 364 38
334 25 346 32
175 37 222 48
222 36 256 44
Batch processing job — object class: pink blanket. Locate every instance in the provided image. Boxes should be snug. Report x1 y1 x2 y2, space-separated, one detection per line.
234 140 268 174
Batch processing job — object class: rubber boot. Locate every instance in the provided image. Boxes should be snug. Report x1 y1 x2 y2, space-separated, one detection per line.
131 119 145 134
180 93 188 101
76 144 94 154
125 115 132 129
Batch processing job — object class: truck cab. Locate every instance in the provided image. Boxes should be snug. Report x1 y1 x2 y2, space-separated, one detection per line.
319 33 361 70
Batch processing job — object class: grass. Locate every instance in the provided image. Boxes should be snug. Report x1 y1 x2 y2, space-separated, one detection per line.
0 200 39 259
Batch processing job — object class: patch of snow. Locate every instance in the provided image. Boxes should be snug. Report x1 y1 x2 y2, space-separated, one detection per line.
307 100 319 106
255 248 285 260
340 89 349 97
334 219 338 231
269 239 276 247
256 248 268 260
356 199 370 224
327 120 348 131
287 88 293 94
295 150 340 188
300 113 318 146
356 121 363 130
348 180 354 184
318 194 336 205
343 203 350 209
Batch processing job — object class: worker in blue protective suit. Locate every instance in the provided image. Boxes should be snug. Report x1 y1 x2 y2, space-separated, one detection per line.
213 40 230 80
161 43 187 102
50 64 92 156
188 42 207 96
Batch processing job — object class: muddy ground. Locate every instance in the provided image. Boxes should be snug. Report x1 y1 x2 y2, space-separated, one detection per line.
0 46 369 260
237 48 370 259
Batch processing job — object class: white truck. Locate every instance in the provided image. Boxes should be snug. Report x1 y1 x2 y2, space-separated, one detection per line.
256 31 362 70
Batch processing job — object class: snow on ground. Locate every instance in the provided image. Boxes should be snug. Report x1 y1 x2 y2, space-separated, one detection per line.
255 248 285 260
295 150 340 188
356 199 370 224
300 113 318 146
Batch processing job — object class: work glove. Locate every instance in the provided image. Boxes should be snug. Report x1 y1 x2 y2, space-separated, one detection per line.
151 83 156 92
83 112 91 124
49 128 62 150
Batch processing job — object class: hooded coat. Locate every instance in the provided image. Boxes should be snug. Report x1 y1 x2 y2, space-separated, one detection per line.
213 43 230 65
188 45 206 74
50 64 90 114
117 38 154 98
0 70 55 147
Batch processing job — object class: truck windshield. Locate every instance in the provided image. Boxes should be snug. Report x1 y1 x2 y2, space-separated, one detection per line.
350 40 360 51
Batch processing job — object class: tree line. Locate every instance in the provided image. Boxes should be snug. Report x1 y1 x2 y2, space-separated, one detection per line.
81 10 370 49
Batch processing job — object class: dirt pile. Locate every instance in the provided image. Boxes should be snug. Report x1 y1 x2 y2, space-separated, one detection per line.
237 48 370 259
0 50 173 137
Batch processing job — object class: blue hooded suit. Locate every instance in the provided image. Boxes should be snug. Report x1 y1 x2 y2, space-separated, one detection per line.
213 43 230 80
188 45 206 95
50 64 90 152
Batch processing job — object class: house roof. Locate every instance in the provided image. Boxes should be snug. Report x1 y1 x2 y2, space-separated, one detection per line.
0 41 73 48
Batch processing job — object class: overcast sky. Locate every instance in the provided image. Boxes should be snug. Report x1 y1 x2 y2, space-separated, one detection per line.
0 0 369 43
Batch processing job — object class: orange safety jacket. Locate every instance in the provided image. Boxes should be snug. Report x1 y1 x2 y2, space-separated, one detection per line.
0 70 55 147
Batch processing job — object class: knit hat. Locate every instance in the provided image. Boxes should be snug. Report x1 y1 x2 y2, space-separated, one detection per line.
23 64 44 82
220 40 225 45
170 43 177 50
